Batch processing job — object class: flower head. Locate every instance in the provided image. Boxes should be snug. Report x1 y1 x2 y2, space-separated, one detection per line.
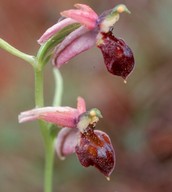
19 97 115 179
38 4 135 80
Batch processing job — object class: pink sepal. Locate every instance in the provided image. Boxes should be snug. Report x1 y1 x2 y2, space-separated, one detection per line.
61 7 98 30
38 18 77 44
53 31 96 67
74 4 98 19
54 26 88 58
55 127 78 159
18 106 79 128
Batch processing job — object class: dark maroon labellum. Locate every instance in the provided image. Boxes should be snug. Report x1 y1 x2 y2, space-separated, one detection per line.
75 126 115 178
98 31 134 79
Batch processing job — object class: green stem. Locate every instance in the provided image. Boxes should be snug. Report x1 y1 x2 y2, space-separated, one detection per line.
34 65 56 192
0 38 59 192
34 68 44 107
42 68 64 192
44 139 55 192
34 67 54 192
53 68 63 106
0 38 35 65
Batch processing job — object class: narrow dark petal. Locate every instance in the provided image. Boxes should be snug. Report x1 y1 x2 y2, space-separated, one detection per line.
97 31 134 79
75 127 115 177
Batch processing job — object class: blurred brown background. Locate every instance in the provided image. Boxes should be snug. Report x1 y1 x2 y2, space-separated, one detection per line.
0 0 172 191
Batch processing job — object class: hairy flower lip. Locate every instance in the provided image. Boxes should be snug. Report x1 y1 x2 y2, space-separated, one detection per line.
97 31 135 80
75 129 115 178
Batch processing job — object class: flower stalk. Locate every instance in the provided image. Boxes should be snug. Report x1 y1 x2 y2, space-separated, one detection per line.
0 37 63 192
34 68 44 107
34 58 63 192
44 134 55 192
53 68 63 107
34 65 54 192
0 38 35 66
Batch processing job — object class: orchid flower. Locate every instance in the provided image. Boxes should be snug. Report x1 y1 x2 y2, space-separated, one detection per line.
38 4 134 80
19 97 115 179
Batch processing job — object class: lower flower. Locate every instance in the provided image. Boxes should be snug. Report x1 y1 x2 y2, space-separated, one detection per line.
19 97 115 178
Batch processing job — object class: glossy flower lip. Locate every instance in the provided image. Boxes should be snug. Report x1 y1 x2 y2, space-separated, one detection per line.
75 127 115 179
97 31 135 79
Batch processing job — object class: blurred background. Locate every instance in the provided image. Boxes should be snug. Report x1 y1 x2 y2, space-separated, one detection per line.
0 0 172 191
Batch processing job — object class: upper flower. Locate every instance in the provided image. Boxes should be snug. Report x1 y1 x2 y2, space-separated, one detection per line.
19 97 115 179
37 4 134 80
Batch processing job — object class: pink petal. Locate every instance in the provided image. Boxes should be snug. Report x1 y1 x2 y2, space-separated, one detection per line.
61 9 97 30
18 106 79 128
38 18 77 44
53 31 96 67
74 4 94 12
74 4 98 20
77 97 86 114
55 127 78 159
